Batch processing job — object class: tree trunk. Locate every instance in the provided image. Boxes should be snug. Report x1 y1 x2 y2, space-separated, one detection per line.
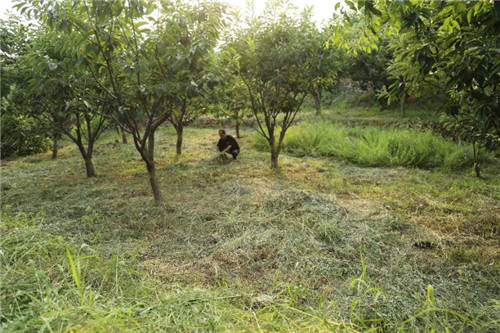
269 136 279 169
235 119 240 138
312 90 321 116
121 128 128 144
270 148 279 169
175 125 183 155
268 132 280 169
146 162 162 203
400 95 406 117
144 131 162 203
75 141 97 178
51 134 59 159
474 162 481 178
234 110 241 138
473 141 480 178
84 157 97 177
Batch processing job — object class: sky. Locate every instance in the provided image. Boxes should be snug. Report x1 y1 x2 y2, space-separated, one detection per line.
0 0 341 24
225 0 340 25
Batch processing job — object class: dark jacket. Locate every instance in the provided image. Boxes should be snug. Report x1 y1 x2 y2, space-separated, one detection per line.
217 135 239 152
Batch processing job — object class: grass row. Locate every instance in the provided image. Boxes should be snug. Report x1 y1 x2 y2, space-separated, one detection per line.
254 122 489 170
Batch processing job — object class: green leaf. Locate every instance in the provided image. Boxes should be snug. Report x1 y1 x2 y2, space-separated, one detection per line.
83 100 92 109
451 20 460 31
467 9 473 24
48 62 58 71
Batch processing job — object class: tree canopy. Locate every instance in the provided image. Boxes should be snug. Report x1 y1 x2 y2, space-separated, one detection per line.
2 0 498 177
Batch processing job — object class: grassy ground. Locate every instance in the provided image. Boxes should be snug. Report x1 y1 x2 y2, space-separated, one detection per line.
299 90 439 123
1 122 499 331
319 101 437 123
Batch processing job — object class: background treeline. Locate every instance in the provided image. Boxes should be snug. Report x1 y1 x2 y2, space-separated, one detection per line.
1 0 499 200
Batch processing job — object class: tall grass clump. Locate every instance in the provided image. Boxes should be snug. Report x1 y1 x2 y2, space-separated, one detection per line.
254 122 490 169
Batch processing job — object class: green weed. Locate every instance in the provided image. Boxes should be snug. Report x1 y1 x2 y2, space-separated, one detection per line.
254 122 491 170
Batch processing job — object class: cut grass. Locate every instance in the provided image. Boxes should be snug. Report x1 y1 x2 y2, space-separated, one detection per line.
1 125 499 331
279 154 500 246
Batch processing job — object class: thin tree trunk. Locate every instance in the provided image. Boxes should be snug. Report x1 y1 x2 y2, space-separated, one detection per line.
84 157 97 177
269 136 279 169
473 141 480 178
146 161 162 203
75 140 97 178
234 110 241 138
400 94 406 117
121 128 128 144
175 125 183 155
145 131 162 203
312 90 321 116
51 133 59 159
235 119 240 138
270 148 279 169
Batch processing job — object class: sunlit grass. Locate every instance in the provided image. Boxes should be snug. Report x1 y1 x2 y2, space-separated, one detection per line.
1 124 499 331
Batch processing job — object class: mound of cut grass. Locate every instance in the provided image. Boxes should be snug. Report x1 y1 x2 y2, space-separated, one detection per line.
3 193 499 332
254 122 489 169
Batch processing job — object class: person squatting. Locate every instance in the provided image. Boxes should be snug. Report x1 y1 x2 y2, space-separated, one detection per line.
217 129 239 160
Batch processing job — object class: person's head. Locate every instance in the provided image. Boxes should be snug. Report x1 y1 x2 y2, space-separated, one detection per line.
218 129 226 139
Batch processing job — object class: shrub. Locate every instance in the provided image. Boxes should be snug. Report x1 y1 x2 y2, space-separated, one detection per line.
0 112 50 159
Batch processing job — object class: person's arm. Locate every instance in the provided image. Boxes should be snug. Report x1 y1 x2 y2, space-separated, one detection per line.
221 144 232 153
222 137 238 153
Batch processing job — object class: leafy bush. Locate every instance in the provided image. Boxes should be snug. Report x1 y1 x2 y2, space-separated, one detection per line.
254 122 490 170
0 111 50 159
